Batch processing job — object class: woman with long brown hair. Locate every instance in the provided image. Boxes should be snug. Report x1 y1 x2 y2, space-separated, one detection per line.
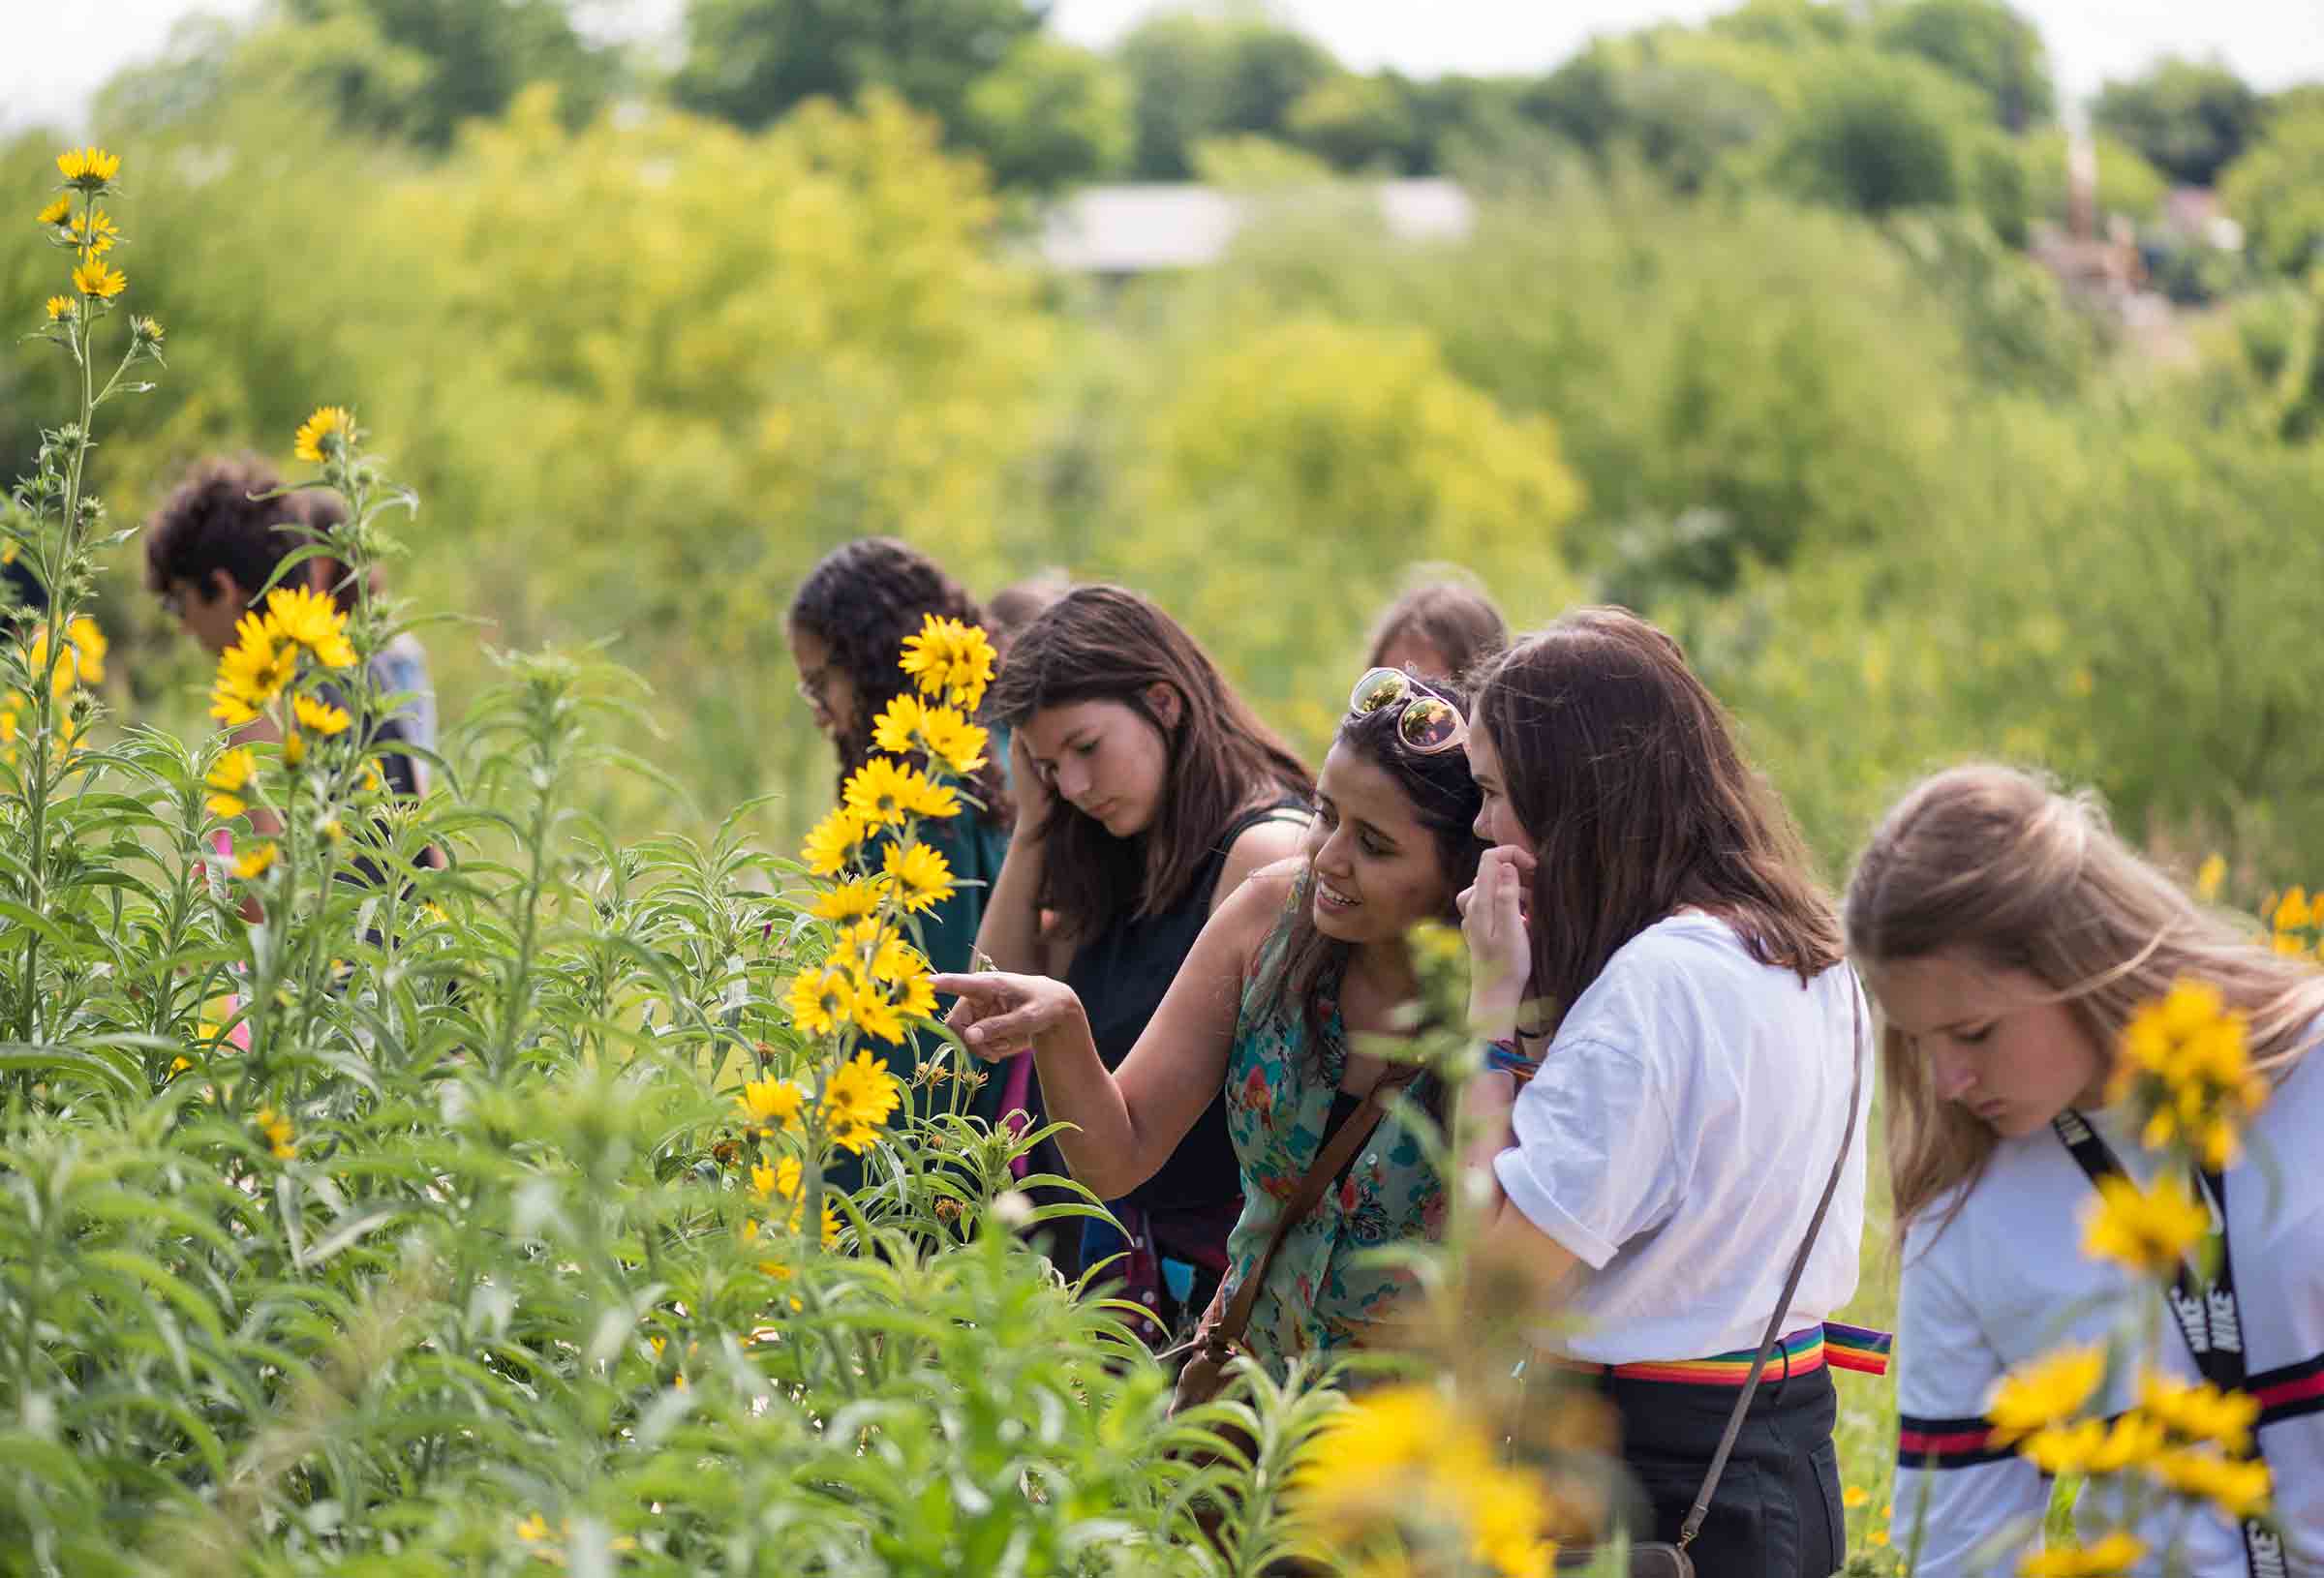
1456 607 1870 1578
1848 764 2324 1575
966 585 1311 1327
936 666 1486 1372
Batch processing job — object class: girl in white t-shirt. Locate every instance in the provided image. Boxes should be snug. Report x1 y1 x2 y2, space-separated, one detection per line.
1848 764 2324 1576
1457 608 1873 1578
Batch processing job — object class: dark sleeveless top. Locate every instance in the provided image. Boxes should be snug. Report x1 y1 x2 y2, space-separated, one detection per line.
1059 799 1307 1217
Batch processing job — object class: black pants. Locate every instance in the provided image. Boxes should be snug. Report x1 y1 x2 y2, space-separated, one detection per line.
1602 1362 1845 1578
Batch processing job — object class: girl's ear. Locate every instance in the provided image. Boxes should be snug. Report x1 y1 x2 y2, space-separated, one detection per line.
1145 681 1183 731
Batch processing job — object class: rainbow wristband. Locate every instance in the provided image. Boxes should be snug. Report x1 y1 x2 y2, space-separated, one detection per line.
1483 1038 1538 1077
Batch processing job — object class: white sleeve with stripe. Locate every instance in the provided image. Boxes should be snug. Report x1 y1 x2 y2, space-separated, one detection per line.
1892 1229 2046 1576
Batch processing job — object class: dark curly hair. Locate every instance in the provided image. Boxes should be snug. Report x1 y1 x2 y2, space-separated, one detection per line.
144 455 358 609
787 538 1011 831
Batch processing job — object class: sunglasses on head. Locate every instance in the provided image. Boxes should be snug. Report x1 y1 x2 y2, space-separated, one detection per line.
1346 667 1469 755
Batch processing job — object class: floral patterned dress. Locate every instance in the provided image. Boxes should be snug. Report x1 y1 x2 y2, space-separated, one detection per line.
1217 888 1449 1380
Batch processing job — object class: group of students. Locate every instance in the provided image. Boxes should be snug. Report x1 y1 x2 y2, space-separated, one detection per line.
147 464 2322 1576
785 537 2324 1577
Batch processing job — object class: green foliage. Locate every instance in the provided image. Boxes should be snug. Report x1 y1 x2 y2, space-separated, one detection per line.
1766 49 1984 217
1116 14 1340 179
962 34 1134 191
1285 73 1422 173
670 0 1043 137
1872 0 2054 133
2094 56 2266 188
2220 103 2324 276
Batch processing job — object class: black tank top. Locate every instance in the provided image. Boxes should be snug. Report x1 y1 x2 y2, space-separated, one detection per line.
1060 799 1307 1214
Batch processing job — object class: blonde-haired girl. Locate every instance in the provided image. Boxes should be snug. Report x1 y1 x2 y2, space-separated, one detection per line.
1848 764 2324 1574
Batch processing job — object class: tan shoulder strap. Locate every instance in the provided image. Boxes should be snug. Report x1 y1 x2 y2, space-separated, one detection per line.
1204 1068 1421 1352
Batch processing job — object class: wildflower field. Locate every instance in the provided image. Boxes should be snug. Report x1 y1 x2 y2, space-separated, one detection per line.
0 105 2306 1578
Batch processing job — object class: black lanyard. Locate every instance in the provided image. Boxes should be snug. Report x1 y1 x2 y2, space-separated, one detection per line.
2052 1109 2275 1577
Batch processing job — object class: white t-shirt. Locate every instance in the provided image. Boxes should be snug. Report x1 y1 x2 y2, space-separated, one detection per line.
1893 1044 2324 1577
1491 912 1871 1363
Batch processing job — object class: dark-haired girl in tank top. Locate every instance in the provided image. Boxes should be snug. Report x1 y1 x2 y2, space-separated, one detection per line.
969 586 1311 1339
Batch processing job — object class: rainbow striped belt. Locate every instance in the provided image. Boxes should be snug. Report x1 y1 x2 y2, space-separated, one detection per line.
1559 1321 1893 1386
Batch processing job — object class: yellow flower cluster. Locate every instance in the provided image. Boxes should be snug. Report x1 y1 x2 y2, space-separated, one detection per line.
56 147 120 189
897 613 996 713
253 1105 296 1161
2018 1533 2146 1578
871 691 991 776
1290 1384 1558 1578
208 587 356 728
2108 980 2269 1168
2081 1171 2210 1275
1990 1349 2273 1524
750 1153 843 1249
205 746 259 819
28 615 107 697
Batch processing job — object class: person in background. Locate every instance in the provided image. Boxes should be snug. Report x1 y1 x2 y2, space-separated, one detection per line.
145 456 441 908
1364 565 1509 684
1848 764 2324 1576
1457 608 1868 1578
986 569 1072 665
968 584 1311 1327
786 538 1019 1188
936 666 1487 1373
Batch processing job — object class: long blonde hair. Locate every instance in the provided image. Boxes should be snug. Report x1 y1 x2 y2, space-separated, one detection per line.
1845 764 2324 1234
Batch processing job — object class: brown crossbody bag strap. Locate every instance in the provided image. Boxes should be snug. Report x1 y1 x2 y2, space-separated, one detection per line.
1673 982 1866 1550
1186 1066 1422 1364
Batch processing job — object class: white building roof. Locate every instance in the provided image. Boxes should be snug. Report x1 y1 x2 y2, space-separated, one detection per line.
1037 178 1475 275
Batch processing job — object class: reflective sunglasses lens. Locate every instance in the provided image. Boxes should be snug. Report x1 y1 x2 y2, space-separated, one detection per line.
1351 670 1406 716
1400 698 1458 751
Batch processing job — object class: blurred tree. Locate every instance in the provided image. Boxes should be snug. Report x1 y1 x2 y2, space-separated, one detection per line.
1709 0 1857 51
281 0 617 146
1770 50 1983 217
2093 57 2264 187
671 0 1042 137
2220 103 2324 275
963 35 1132 189
1287 74 1422 172
1872 0 2053 132
1116 14 1338 178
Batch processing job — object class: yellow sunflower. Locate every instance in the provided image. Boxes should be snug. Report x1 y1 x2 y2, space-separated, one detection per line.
919 706 991 775
897 614 997 713
37 197 71 227
799 806 871 876
850 980 907 1046
233 842 279 880
785 963 858 1038
1986 1344 2105 1443
842 756 930 829
2082 1172 2209 1276
820 1050 903 1153
293 406 355 464
263 586 357 668
209 612 297 724
291 693 352 736
71 258 126 299
43 295 72 322
811 878 882 924
880 839 956 915
871 692 930 757
68 208 118 256
56 147 121 188
738 1076 806 1135
205 746 259 819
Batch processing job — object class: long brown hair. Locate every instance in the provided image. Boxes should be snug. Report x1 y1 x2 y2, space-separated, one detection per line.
1474 607 1842 1024
1846 763 2324 1235
987 585 1310 940
1253 672 1488 1047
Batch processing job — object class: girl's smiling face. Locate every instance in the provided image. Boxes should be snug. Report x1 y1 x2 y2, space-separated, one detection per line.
1306 742 1456 943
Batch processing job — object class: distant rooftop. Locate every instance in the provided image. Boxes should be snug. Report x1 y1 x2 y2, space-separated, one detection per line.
1036 178 1475 276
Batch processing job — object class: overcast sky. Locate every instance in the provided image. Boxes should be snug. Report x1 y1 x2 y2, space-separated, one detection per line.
7 0 2322 137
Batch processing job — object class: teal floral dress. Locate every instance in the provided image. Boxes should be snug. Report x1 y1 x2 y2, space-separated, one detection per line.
1217 883 1449 1379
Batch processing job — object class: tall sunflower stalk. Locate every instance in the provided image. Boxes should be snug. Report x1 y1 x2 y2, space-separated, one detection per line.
7 147 161 1047
734 615 995 1273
